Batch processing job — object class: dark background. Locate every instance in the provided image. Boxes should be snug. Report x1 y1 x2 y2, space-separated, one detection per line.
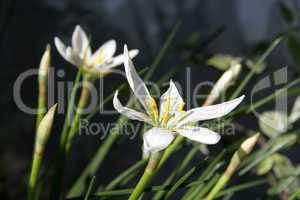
0 0 299 199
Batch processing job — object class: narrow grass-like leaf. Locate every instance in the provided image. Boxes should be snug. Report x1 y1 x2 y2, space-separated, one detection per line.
288 187 300 200
67 179 216 199
194 174 220 199
163 166 197 199
229 37 282 100
216 179 268 197
105 159 147 191
181 151 226 200
153 147 198 200
84 176 96 200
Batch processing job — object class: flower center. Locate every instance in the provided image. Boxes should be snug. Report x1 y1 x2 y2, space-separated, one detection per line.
93 49 105 65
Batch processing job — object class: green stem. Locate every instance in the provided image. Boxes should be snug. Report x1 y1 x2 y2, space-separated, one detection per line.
67 123 121 197
288 187 300 200
153 147 198 200
50 75 91 200
105 159 147 191
65 77 92 153
36 77 47 130
60 70 82 151
128 153 162 200
27 153 42 200
229 37 282 100
157 136 184 170
205 174 229 200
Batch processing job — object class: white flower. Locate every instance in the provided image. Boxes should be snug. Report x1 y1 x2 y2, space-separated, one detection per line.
114 45 245 156
54 25 139 77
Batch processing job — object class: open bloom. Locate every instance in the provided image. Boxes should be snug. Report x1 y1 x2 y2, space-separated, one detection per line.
114 45 245 156
54 25 139 77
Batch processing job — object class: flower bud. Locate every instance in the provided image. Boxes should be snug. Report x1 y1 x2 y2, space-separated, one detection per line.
39 44 51 78
204 60 242 106
35 104 57 155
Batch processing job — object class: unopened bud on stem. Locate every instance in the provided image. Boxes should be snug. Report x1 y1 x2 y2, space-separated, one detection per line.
28 104 57 200
37 45 51 128
205 133 260 200
204 60 242 106
39 44 51 78
35 104 57 155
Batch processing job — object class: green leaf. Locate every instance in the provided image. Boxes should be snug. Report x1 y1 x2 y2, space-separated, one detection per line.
256 156 274 175
273 154 296 179
245 58 266 74
84 176 96 200
229 37 283 100
239 134 298 175
163 166 197 199
104 159 147 191
279 2 296 24
259 111 289 138
206 54 235 71
268 177 299 195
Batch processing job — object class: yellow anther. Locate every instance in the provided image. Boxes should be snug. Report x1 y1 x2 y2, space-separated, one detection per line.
94 50 105 65
177 102 186 112
161 96 171 127
149 96 159 123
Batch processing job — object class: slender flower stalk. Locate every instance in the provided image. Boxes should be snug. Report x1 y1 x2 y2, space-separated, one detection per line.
114 45 244 200
36 45 51 129
27 104 57 200
65 76 93 153
50 76 93 200
205 133 260 200
128 153 162 200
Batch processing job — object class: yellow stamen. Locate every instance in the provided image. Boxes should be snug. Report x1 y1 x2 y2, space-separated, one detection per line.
161 96 171 127
149 96 159 123
94 50 105 65
177 102 185 112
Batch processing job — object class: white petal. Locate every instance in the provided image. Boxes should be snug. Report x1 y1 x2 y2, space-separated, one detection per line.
124 45 151 111
54 37 67 59
178 95 245 127
143 128 175 155
90 40 116 64
113 91 151 123
289 96 300 123
66 47 82 66
94 49 139 72
159 80 184 120
175 126 220 144
72 25 89 56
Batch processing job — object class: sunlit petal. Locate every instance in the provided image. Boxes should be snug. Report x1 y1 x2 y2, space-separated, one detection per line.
175 126 221 144
54 37 67 59
113 91 151 123
177 95 245 127
143 127 175 156
66 47 82 66
72 25 89 56
94 49 139 71
124 45 151 111
159 80 184 120
90 40 116 64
